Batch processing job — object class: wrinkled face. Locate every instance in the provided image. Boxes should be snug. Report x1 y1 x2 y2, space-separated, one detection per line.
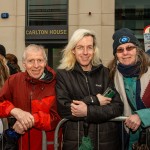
72 36 94 71
116 43 137 65
23 50 47 79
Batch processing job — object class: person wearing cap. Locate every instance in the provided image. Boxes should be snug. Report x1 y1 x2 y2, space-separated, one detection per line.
108 28 150 150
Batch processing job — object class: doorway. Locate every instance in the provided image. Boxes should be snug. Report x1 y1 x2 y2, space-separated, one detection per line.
45 44 66 71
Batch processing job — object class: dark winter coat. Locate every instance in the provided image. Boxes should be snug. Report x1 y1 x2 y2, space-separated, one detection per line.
56 63 123 150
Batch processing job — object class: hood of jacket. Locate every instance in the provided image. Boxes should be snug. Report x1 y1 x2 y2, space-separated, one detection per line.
25 65 56 84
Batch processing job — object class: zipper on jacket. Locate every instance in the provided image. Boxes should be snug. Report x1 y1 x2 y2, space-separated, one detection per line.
82 73 94 103
82 73 91 96
82 72 99 149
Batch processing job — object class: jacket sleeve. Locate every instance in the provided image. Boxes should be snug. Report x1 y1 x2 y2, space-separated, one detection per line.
86 88 124 123
32 96 61 131
56 71 74 119
135 109 150 127
0 78 15 117
0 101 15 117
83 95 100 105
56 71 90 121
56 71 84 121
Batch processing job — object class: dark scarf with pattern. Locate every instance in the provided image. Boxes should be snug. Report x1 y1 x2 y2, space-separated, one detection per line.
118 62 146 110
117 62 140 77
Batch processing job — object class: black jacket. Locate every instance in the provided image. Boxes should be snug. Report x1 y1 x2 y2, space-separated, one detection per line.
56 63 123 150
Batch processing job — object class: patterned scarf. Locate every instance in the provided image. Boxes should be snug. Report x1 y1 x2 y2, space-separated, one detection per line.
117 62 140 77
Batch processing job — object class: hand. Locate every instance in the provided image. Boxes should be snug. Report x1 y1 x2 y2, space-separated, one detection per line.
10 108 34 131
13 120 25 134
124 114 141 131
96 94 112 105
71 100 87 117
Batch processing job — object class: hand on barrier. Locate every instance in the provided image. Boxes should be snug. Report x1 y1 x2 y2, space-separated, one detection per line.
13 120 25 134
124 114 141 131
10 108 34 131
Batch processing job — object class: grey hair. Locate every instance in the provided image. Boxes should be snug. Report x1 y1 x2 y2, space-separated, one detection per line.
58 28 102 70
22 44 47 62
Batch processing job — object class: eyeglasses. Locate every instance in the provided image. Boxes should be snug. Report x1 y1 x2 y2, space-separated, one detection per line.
116 46 136 53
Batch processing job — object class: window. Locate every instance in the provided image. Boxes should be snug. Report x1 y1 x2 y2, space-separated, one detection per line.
115 0 150 43
26 0 68 26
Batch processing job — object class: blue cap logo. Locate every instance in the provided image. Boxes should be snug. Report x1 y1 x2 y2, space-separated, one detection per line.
119 36 130 44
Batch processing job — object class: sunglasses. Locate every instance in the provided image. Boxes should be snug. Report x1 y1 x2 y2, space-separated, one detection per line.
116 45 136 53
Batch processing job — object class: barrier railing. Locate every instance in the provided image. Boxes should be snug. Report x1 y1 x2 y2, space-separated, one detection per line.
54 116 128 150
0 118 54 150
1 116 128 150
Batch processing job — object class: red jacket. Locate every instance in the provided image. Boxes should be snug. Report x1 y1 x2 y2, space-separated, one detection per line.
0 66 61 150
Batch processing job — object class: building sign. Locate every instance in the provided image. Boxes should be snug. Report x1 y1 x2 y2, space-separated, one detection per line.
143 25 150 52
25 25 68 40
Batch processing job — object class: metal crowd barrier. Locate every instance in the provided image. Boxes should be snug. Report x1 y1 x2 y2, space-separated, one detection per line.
54 116 128 150
0 118 54 150
0 116 128 150
54 118 69 150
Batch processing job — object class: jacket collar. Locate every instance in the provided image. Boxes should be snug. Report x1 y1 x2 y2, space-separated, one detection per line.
74 62 103 74
25 65 55 84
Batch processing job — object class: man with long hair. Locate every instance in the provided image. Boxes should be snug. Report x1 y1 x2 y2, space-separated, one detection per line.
56 29 123 150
